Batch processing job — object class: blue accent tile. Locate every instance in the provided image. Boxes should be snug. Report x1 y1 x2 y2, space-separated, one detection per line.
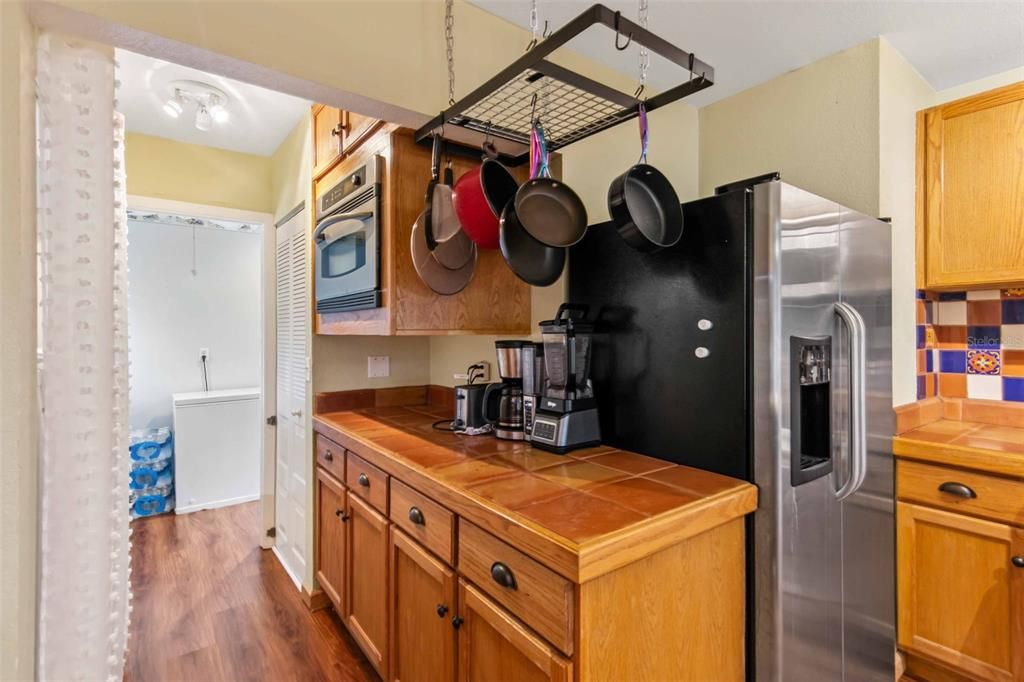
915 290 926 300
1004 377 1024 402
916 325 926 349
967 325 1000 349
926 349 934 373
1002 299 1024 324
939 350 966 373
916 375 926 400
938 291 967 301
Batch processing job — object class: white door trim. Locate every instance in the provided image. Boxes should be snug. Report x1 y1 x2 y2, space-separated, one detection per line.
127 194 276 549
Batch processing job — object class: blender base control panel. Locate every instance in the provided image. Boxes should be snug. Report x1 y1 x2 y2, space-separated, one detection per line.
531 419 558 443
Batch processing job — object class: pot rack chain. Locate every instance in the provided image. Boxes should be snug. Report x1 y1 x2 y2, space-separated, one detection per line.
445 0 456 105
636 0 650 98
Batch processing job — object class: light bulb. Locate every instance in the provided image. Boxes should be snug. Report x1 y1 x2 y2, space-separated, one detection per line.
210 105 229 124
162 97 182 118
194 105 212 131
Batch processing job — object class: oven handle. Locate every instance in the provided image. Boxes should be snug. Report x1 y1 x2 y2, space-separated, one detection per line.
314 211 374 244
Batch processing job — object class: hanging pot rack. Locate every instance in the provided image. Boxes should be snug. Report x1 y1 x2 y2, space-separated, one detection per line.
414 3 714 166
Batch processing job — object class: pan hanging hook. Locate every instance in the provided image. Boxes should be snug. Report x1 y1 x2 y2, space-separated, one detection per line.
613 11 632 51
525 1 550 51
530 92 539 124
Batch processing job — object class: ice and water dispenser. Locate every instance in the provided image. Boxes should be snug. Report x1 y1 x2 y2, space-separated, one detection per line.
790 336 832 486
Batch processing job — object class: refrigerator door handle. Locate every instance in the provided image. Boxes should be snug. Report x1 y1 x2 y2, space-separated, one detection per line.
834 302 867 501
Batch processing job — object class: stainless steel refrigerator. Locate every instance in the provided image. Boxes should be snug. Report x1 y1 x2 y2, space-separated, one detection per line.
569 176 895 681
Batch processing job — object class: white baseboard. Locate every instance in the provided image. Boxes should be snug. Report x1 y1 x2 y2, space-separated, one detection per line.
272 546 303 591
174 492 261 515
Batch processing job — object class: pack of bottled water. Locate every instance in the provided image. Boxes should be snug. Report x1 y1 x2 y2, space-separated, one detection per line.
129 427 175 518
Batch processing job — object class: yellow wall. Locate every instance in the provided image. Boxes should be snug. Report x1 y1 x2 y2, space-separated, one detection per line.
699 40 882 216
125 132 273 213
0 2 37 680
269 114 311 223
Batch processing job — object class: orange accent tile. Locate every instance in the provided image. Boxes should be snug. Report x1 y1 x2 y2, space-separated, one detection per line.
514 491 646 542
467 472 573 510
935 326 967 349
533 460 630 491
589 477 700 516
916 350 927 373
938 373 967 398
586 451 676 476
966 300 1002 325
915 300 926 324
924 373 937 398
925 325 937 348
1002 350 1024 378
894 402 921 434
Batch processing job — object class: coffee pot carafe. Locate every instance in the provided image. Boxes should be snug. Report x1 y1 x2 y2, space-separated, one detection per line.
483 340 525 440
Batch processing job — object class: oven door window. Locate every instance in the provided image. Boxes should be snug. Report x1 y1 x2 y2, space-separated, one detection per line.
319 218 368 278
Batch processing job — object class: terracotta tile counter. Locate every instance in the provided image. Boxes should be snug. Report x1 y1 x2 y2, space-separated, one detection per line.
313 405 757 584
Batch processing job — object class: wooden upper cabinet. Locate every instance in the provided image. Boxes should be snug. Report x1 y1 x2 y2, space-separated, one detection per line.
347 493 390 678
312 104 344 179
316 468 348 611
390 530 456 682
918 81 1024 289
343 110 383 157
897 502 1024 682
457 581 572 682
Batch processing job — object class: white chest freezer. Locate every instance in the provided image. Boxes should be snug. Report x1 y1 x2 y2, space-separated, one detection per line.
172 387 261 514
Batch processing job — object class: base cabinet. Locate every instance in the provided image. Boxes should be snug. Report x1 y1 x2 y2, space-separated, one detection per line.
457 581 572 682
390 529 456 682
315 468 348 610
347 494 390 678
897 501 1024 682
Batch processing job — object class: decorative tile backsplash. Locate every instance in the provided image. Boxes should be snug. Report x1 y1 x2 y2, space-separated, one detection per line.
916 288 1024 401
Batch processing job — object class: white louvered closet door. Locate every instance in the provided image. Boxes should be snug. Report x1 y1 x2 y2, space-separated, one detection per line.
274 207 310 587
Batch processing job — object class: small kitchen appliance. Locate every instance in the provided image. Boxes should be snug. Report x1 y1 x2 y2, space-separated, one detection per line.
529 305 601 453
453 364 491 433
520 342 545 441
483 340 525 440
313 156 382 313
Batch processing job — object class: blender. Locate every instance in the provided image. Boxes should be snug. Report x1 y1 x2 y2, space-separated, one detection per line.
530 304 601 453
482 340 525 440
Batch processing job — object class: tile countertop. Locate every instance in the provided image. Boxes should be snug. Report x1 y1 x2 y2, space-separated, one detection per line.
313 406 758 583
894 419 1024 479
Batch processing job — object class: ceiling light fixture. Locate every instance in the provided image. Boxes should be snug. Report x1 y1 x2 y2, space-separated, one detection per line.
162 80 231 131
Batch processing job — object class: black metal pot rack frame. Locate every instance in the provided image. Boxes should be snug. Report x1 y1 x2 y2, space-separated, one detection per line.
414 3 714 166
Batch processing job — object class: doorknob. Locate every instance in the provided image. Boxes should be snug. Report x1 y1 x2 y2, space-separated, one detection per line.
291 409 302 417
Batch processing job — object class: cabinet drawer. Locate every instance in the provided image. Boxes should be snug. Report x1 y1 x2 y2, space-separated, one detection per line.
346 451 388 514
898 460 1024 526
458 521 574 655
389 479 455 565
316 434 346 483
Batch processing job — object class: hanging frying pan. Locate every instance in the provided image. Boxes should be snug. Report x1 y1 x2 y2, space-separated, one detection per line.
499 198 565 287
424 136 462 250
452 152 518 250
514 122 587 247
411 209 476 295
608 103 683 252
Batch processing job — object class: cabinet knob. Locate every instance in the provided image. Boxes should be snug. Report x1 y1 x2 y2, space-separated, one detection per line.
408 506 425 525
490 562 517 590
938 482 977 499
335 508 348 522
436 604 448 618
451 616 464 629
324 450 333 462
358 473 370 487
331 123 343 137
1012 556 1024 568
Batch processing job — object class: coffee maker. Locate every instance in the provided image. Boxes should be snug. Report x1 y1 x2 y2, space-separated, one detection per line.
483 340 525 440
530 304 601 453
521 341 545 441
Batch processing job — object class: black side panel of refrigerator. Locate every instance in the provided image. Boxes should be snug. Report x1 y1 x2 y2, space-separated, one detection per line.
568 188 753 480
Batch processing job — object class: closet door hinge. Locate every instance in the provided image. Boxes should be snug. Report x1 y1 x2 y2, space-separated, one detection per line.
266 527 276 538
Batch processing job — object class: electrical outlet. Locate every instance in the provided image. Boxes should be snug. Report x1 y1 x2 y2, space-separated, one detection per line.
367 355 390 378
199 347 209 360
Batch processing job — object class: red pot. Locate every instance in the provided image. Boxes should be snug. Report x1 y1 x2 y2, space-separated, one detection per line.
452 158 518 250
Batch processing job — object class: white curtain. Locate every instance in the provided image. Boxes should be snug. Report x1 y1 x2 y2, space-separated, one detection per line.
36 33 131 682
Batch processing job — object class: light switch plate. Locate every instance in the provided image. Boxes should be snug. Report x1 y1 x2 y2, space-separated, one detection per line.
367 355 390 378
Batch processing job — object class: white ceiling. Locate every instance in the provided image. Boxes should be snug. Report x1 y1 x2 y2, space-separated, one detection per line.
470 1 1024 107
116 48 310 156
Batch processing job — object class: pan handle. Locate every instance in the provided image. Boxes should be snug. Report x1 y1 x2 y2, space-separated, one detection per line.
555 303 590 321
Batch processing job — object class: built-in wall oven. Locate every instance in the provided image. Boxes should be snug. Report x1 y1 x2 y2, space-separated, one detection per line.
313 155 382 313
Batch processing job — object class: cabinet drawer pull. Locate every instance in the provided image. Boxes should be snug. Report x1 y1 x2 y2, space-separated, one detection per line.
324 449 333 462
358 473 370 487
408 506 425 525
1012 556 1024 568
938 482 977 499
490 562 517 590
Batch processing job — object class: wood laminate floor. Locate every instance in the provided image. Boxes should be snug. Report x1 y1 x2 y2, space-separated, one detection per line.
125 502 377 682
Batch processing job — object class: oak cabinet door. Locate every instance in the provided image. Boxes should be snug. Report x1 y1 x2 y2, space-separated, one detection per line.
390 530 456 682
316 468 348 611
457 581 571 682
347 493 390 677
897 502 1024 682
342 110 382 157
312 104 343 178
920 83 1024 288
